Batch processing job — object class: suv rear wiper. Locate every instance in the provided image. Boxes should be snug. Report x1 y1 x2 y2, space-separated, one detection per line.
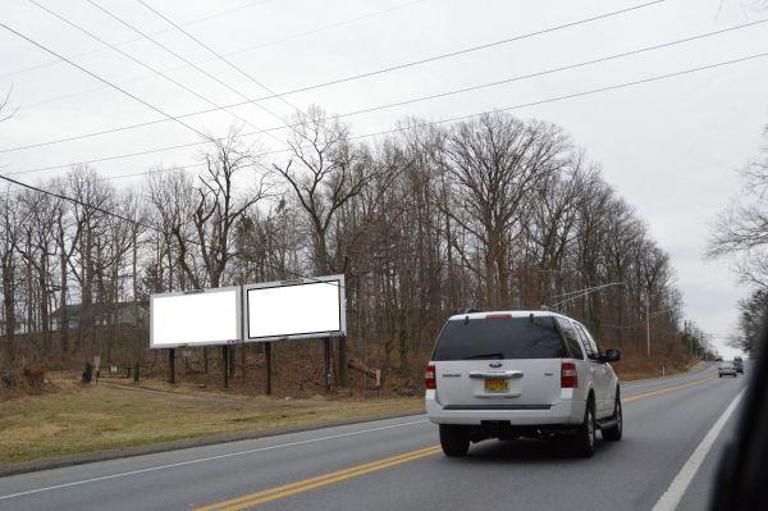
464 352 504 360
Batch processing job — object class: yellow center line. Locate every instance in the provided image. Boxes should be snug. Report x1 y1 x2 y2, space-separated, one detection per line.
192 445 442 511
623 376 718 403
193 374 720 511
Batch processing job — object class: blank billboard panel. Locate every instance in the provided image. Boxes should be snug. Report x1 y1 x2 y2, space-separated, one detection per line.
245 275 345 342
150 287 241 348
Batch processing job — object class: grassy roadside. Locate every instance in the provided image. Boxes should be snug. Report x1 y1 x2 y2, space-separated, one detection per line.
0 375 423 467
615 359 701 382
0 360 700 468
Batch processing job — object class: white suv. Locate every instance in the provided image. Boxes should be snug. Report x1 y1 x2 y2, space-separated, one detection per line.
425 310 622 457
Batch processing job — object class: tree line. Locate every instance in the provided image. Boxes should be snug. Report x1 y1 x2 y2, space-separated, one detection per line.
709 123 768 354
1 108 704 384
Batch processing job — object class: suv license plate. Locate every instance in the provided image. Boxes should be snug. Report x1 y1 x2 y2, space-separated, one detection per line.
484 377 508 393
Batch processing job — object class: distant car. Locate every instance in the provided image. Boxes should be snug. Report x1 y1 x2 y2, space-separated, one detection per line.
425 310 622 458
718 362 737 378
734 357 744 374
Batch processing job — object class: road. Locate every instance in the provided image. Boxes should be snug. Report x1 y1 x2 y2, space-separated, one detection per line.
0 363 747 511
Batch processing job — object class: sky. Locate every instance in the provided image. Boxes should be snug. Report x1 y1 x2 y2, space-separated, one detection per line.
1 0 766 358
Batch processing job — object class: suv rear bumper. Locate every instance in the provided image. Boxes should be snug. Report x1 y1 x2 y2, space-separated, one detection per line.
426 392 586 426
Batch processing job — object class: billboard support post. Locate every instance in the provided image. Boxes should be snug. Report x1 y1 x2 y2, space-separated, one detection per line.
265 342 272 396
240 274 346 393
338 335 347 387
324 337 333 393
241 343 246 385
151 275 346 394
167 348 175 384
222 346 229 389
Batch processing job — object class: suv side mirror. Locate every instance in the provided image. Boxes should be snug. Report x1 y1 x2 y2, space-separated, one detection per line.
604 349 621 363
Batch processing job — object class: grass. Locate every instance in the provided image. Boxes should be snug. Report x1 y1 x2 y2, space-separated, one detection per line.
0 358 699 467
0 374 423 466
614 357 699 382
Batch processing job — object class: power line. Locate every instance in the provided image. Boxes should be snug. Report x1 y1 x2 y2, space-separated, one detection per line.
223 0 428 57
10 0 427 113
5 48 768 195
25 0 267 136
0 0 663 155
118 0 666 113
0 0 270 81
313 18 768 120
134 0 302 115
178 0 271 28
7 24 768 180
5 49 768 190
0 18 279 182
0 20 212 139
83 0 293 134
0 173 136 224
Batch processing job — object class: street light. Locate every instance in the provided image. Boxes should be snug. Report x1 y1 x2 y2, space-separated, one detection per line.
549 281 626 310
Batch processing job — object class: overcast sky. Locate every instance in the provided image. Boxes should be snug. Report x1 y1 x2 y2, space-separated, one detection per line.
1 0 767 357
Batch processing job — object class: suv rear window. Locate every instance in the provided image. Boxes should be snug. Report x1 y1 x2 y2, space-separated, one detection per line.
432 316 566 361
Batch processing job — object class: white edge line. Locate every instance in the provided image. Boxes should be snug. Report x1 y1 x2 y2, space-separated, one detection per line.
0 418 428 501
651 390 744 511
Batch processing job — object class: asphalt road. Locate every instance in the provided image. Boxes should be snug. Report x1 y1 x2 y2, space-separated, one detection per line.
0 362 747 511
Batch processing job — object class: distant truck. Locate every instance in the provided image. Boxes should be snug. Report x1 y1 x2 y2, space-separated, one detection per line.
734 357 744 374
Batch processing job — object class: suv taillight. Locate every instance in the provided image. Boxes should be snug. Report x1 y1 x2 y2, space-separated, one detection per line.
425 363 436 390
561 361 578 388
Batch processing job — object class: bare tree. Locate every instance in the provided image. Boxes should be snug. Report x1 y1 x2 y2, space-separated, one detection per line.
708 135 768 288
147 168 198 291
0 106 694 387
192 133 266 288
0 191 20 369
13 190 58 351
273 106 373 274
440 113 570 308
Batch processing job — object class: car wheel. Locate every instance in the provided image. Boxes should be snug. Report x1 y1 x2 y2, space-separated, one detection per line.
573 398 597 458
439 425 470 457
603 394 623 442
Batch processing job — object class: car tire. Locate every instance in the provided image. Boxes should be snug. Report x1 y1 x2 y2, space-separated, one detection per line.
573 398 597 458
603 393 623 442
439 425 470 457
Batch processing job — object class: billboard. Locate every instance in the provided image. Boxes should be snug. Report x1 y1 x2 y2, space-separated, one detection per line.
244 274 346 342
150 286 242 348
